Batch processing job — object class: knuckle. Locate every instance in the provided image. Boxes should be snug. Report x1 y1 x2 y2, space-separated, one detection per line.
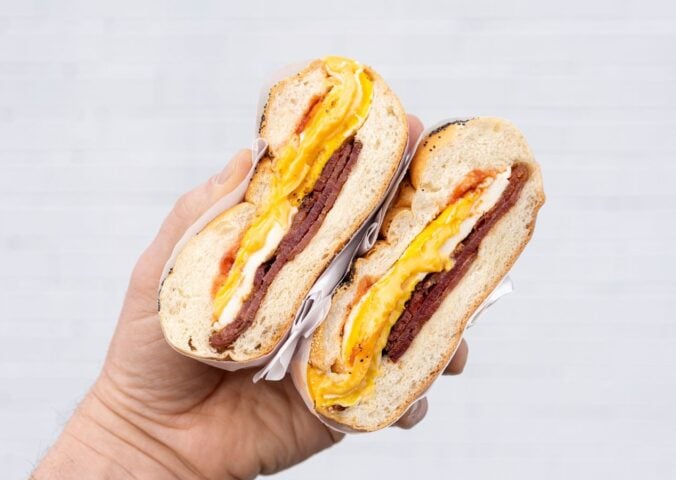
128 249 154 291
173 192 195 221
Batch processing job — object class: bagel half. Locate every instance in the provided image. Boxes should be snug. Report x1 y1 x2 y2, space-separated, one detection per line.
159 56 408 363
302 117 545 431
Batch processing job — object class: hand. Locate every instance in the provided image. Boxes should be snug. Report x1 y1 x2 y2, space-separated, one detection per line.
32 115 470 480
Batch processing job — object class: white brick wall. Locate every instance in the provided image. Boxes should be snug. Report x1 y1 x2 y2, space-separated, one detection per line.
1 1 675 478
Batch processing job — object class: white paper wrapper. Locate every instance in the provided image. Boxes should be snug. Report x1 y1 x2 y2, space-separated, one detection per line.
288 118 517 433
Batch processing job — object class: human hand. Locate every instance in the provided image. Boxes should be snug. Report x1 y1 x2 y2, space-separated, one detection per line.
33 115 470 480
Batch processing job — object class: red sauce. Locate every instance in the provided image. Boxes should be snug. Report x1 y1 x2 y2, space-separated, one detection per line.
295 94 325 134
210 244 239 298
348 343 364 365
353 275 376 304
448 169 496 204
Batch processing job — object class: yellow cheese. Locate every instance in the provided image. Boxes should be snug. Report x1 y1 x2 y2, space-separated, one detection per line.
307 188 487 408
212 56 373 323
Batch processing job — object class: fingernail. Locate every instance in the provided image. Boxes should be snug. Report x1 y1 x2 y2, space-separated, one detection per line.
397 399 428 429
214 151 247 185
407 400 425 422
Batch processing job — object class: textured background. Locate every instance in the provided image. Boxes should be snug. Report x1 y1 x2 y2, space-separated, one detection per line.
1 1 675 479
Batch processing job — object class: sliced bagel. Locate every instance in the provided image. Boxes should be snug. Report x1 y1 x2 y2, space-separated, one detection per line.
159 57 408 363
304 117 545 431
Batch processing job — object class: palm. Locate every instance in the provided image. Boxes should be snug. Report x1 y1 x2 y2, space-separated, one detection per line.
99 258 340 480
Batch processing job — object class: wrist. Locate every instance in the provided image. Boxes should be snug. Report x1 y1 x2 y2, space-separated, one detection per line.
32 387 204 480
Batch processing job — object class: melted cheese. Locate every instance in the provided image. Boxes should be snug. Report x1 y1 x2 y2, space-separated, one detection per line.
212 56 374 328
307 168 512 408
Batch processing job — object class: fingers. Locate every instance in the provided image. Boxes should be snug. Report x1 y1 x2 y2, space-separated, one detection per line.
393 397 428 429
407 114 424 150
443 339 469 376
130 149 252 292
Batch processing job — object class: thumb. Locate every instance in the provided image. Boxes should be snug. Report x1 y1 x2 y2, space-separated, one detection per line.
131 149 253 295
156 149 253 252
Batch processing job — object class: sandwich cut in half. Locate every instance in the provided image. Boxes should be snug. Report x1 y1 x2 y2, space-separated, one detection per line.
301 117 545 431
159 56 408 363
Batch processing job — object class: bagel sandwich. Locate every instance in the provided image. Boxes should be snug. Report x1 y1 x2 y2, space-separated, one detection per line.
159 56 408 363
299 117 545 431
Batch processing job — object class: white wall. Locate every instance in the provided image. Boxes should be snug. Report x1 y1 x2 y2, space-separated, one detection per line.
1 1 675 478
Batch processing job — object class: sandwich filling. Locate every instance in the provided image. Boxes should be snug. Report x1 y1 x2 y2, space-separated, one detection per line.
210 139 362 351
209 56 373 352
384 163 529 361
307 163 530 409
